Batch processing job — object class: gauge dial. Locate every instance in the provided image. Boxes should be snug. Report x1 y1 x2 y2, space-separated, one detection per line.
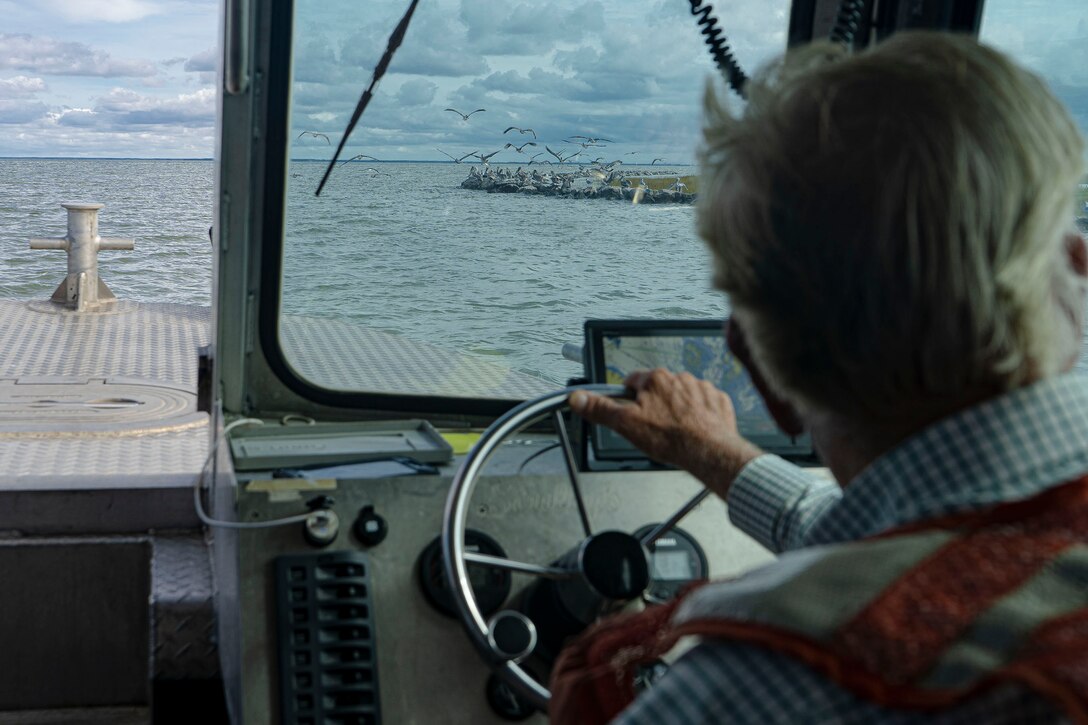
632 524 708 603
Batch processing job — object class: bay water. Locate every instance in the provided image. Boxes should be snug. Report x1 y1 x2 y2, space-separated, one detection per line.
3 158 1085 386
0 158 720 386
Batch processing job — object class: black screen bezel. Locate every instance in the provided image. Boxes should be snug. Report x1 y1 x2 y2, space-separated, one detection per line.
583 319 814 463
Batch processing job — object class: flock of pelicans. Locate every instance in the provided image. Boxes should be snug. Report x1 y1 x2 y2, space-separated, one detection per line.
297 107 694 203
459 164 696 205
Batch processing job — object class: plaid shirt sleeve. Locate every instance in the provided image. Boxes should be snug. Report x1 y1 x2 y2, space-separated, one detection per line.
612 640 1063 725
726 455 841 553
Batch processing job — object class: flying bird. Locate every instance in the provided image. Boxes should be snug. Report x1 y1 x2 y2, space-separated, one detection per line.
527 152 544 166
545 145 573 163
651 158 665 165
472 150 502 164
565 138 606 149
297 130 330 144
504 141 538 153
436 148 477 163
338 153 380 165
445 107 486 121
503 126 537 139
568 135 612 144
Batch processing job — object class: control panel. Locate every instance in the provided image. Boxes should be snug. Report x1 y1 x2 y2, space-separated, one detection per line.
230 443 776 724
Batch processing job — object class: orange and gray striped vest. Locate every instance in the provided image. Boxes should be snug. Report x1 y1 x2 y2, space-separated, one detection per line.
550 477 1088 724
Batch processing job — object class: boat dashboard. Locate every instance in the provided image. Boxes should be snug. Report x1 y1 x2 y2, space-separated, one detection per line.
226 430 778 723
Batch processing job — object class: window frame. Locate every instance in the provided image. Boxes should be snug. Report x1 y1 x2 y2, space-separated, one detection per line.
234 0 524 421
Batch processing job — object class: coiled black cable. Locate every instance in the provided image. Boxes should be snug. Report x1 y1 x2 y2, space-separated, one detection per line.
829 0 866 47
689 0 748 97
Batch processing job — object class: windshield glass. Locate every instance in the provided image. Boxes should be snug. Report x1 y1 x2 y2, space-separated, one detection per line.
276 0 1088 402
277 0 788 399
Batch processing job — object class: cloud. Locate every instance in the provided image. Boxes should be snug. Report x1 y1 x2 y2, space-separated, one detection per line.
0 100 49 124
36 0 161 23
0 34 157 77
469 65 654 105
55 108 100 127
390 46 490 78
184 48 216 73
334 10 491 78
42 86 216 132
94 86 216 125
395 79 437 106
0 76 47 98
458 0 605 56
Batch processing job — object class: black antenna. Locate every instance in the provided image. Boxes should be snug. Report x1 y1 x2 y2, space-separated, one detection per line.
829 0 866 47
689 0 748 97
315 0 421 196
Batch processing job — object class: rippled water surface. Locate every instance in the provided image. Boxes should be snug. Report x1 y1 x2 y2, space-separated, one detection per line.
7 159 1083 387
0 159 214 305
1 159 721 386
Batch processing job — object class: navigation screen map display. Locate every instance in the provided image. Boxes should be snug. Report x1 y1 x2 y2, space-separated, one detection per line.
584 320 814 463
600 333 779 438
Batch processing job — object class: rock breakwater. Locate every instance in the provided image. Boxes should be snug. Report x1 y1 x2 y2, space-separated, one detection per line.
460 166 696 204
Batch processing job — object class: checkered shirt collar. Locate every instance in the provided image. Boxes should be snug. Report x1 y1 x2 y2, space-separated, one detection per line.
805 373 1088 546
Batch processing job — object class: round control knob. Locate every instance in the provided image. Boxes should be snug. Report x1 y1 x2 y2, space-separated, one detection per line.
303 509 340 547
353 505 388 546
486 610 537 662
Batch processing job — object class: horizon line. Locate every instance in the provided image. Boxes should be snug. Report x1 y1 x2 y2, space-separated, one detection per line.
0 155 694 165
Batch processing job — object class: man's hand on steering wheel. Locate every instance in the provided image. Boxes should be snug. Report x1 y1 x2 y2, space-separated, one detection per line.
569 368 763 498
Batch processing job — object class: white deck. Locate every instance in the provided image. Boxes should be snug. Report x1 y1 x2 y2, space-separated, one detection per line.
0 300 210 489
0 299 552 488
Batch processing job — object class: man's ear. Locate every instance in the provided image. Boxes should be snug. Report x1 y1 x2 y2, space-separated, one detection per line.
726 317 806 437
1065 230 1088 278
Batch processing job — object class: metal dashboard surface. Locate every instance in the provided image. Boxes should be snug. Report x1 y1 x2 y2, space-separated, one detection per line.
236 468 775 724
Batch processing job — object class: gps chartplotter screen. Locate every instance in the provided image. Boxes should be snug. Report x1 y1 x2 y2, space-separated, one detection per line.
584 320 814 463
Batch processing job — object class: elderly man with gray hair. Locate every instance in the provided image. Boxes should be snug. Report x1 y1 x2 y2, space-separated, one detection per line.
553 31 1088 724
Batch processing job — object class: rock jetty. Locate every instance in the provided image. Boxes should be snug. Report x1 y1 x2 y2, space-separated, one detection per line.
460 166 696 204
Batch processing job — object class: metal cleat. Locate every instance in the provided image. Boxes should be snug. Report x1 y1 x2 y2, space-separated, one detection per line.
30 202 135 312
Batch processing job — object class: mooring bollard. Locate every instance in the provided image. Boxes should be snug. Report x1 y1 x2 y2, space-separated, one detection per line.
29 202 135 312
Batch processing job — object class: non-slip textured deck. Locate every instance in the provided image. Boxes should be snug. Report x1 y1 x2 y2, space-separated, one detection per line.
0 300 211 485
280 315 554 398
0 299 553 483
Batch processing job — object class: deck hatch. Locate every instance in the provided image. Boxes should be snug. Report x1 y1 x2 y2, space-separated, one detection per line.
0 377 203 434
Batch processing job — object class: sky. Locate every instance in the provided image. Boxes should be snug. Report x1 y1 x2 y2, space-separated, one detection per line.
0 0 1084 160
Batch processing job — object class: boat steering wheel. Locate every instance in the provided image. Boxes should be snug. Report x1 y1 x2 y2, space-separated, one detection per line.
441 385 713 711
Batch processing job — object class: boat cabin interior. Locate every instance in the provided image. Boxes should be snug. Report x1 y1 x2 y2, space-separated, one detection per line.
2 0 1086 723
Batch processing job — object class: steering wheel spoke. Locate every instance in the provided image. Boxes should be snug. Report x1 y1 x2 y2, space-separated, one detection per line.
552 409 592 537
639 488 711 546
464 550 577 581
442 384 628 710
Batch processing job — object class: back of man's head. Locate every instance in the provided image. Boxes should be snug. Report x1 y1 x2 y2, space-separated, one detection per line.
700 31 1087 424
